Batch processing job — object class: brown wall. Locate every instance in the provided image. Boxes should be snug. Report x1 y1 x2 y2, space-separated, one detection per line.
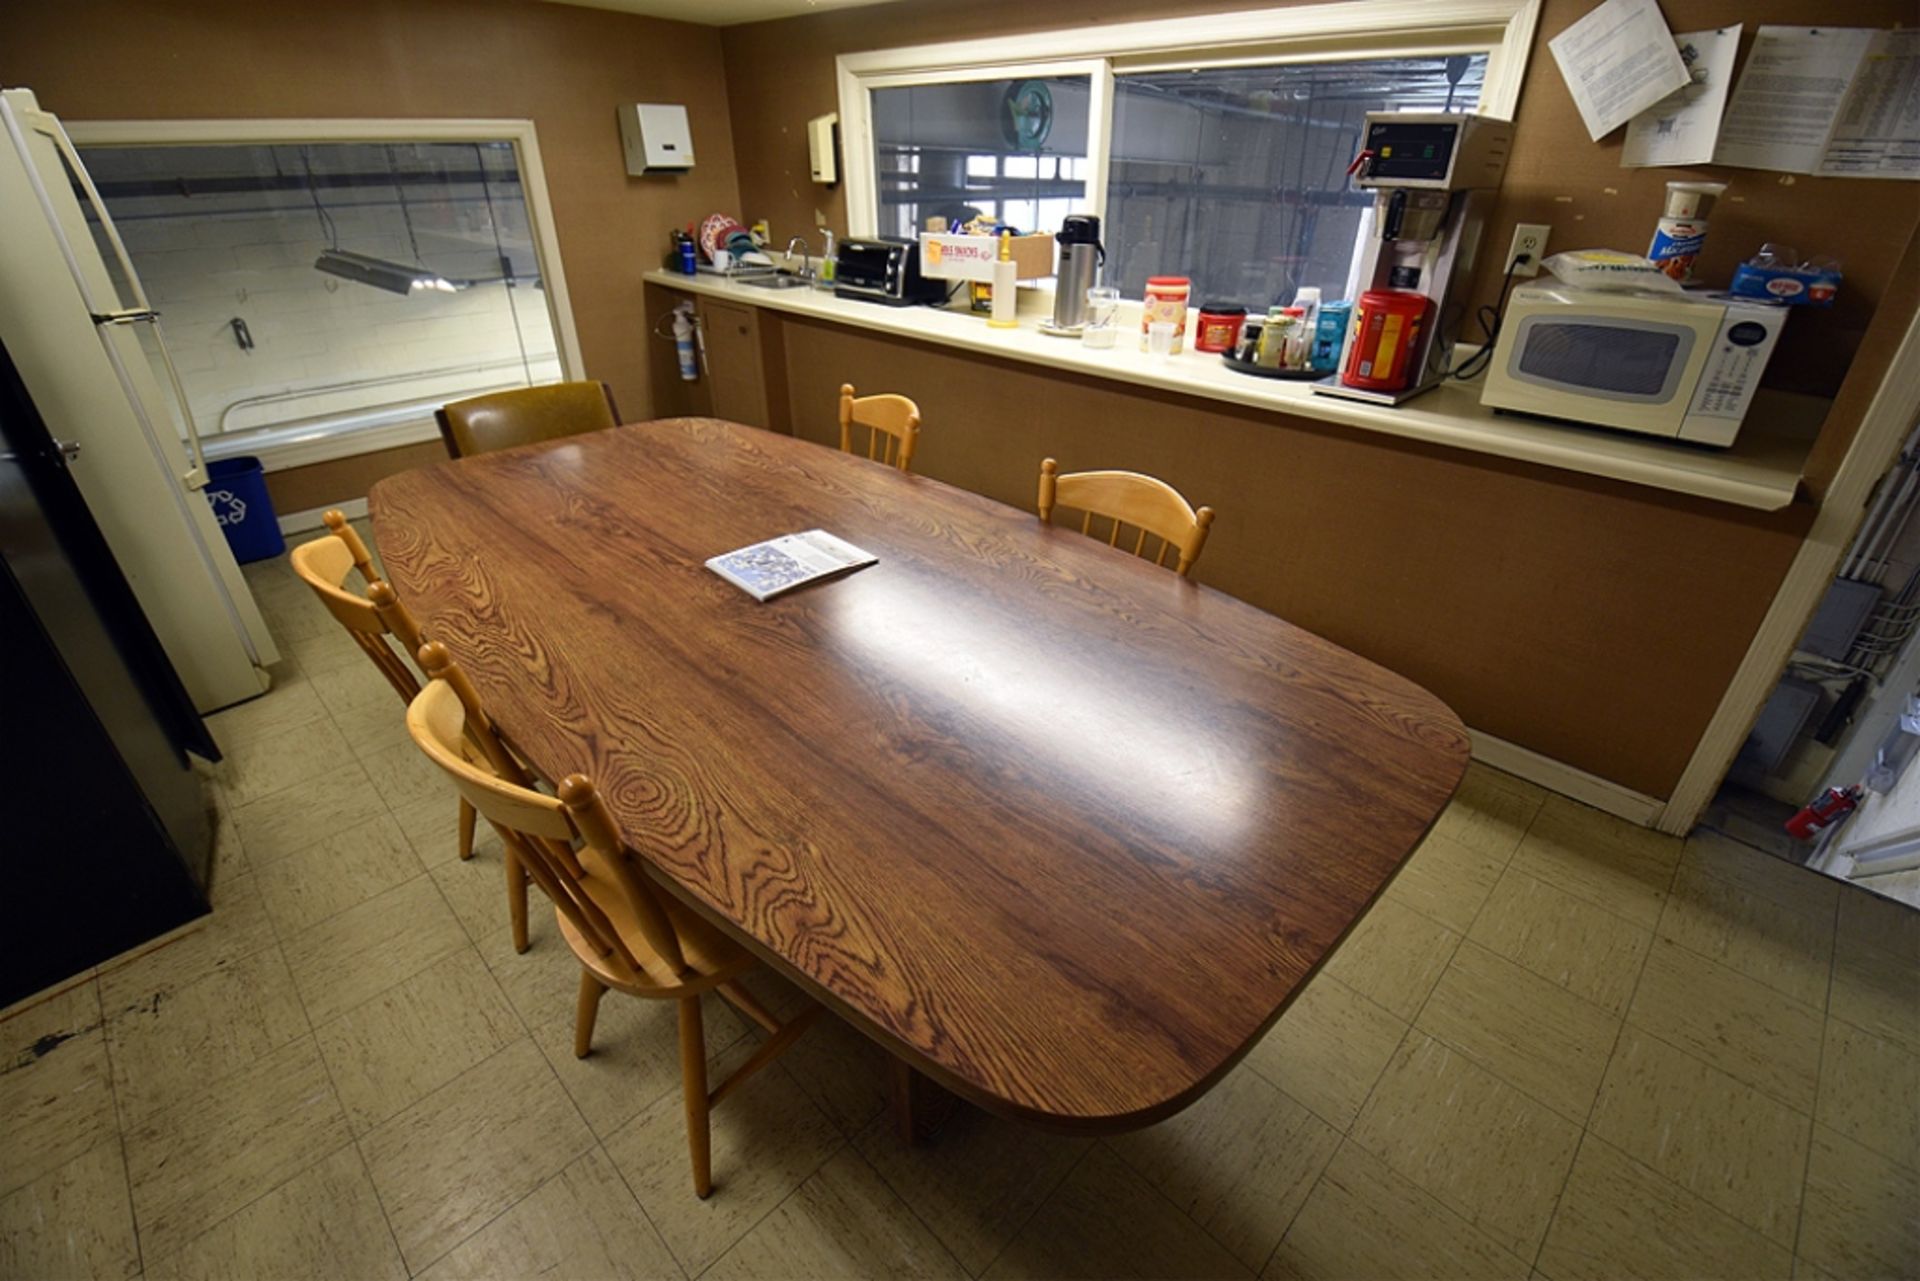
264 441 448 517
714 0 1920 797
722 0 1920 400
0 0 743 425
664 302 1809 797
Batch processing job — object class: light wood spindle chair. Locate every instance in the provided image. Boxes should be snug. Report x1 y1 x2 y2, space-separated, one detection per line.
838 383 922 472
406 641 819 1198
436 380 621 459
289 512 498 907
1036 458 1216 577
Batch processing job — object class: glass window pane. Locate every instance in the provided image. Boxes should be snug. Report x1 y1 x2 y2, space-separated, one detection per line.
76 140 562 447
1106 55 1487 308
871 75 1091 238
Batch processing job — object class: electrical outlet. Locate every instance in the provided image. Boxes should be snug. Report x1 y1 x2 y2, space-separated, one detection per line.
1506 223 1550 277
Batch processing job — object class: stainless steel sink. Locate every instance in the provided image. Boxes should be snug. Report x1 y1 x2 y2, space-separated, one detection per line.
739 273 814 290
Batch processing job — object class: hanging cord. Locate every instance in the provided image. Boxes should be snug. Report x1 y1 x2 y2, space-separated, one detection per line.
1448 255 1526 382
387 144 426 266
476 142 535 387
301 147 338 249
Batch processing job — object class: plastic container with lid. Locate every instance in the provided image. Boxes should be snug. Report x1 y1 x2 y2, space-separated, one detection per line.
1141 276 1191 352
1194 303 1246 354
1341 289 1430 392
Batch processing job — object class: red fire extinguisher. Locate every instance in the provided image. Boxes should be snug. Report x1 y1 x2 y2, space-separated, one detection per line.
1785 785 1862 840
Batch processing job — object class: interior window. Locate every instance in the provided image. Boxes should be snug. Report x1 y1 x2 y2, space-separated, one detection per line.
1105 55 1487 308
76 140 561 451
870 75 1091 239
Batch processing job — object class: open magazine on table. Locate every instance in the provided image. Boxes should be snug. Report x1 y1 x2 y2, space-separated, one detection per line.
705 529 878 602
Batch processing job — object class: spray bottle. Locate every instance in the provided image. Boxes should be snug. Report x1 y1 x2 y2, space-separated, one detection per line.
672 301 700 382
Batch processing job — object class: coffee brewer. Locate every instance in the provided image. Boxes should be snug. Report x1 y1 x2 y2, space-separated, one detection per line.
1312 112 1512 406
1040 214 1105 336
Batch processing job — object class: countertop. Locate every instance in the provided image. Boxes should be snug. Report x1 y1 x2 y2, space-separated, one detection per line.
644 268 1821 512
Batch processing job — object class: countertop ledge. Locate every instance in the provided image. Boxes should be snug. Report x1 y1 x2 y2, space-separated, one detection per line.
644 268 1821 512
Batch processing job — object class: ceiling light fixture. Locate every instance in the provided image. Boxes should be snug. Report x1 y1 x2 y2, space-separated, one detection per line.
313 248 458 295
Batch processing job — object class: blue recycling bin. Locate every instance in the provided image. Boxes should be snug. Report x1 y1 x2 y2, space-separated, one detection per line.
203 456 285 563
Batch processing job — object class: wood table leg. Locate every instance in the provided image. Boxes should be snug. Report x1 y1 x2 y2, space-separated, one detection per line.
890 1058 960 1145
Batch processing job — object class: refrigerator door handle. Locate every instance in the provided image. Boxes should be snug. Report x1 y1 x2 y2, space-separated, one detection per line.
24 109 211 489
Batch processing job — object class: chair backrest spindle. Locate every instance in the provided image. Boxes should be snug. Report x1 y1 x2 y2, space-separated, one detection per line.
1036 457 1216 578
408 642 694 986
838 383 922 474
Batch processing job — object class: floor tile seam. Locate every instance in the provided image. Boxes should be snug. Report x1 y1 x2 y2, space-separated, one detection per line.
1642 918 1837 1015
1616 996 1823 1117
1533 876 1672 1272
1631 914 1831 1024
133 1124 359 1277
364 1036 601 1276
1407 1002 1612 1133
1676 851 1849 929
89 984 149 1281
279 883 473 1028
92 909 283 999
681 1132 850 1281
595 1136 695 1281
969 1139 1099 1281
1487 858 1666 941
840 1135 972 1280
1098 1122 1307 1280
102 942 317 1133
1551 1127 1809 1270
1787 1005 1835 1263
395 1139 604 1281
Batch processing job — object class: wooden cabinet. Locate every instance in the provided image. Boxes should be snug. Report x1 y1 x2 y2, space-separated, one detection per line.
702 299 783 430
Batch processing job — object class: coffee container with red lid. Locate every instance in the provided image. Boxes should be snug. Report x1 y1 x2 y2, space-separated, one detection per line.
1341 289 1431 392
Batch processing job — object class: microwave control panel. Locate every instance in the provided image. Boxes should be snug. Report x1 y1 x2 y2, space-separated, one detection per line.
1687 309 1787 419
1678 302 1789 447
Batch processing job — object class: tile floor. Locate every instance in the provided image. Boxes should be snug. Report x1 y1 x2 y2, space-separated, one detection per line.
3 537 1918 1281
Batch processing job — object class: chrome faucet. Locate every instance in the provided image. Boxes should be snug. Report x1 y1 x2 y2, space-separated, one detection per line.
784 235 813 281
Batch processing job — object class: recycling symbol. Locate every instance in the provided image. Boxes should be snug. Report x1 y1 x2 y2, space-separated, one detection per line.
208 488 246 527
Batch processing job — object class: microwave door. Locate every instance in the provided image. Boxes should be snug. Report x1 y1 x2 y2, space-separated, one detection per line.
1493 312 1706 438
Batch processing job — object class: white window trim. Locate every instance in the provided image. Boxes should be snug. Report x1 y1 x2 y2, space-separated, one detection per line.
837 0 1540 240
61 116 586 383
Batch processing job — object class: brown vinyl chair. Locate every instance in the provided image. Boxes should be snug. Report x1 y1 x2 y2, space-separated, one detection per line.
838 383 921 473
1037 458 1216 577
405 641 819 1198
435 380 621 458
290 512 511 928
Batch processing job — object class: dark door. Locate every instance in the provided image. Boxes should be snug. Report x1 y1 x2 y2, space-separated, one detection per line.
0 336 209 1005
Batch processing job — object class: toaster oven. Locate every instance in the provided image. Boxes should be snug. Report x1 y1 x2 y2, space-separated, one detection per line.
833 237 946 307
1479 281 1787 448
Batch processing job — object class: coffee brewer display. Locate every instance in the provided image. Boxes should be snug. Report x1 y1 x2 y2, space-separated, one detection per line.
1312 112 1512 406
1039 214 1106 336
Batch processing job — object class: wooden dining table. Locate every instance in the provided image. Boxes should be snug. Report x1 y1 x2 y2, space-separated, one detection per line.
370 418 1470 1134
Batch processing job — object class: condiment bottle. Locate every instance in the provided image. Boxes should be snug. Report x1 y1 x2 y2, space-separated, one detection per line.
989 231 1018 330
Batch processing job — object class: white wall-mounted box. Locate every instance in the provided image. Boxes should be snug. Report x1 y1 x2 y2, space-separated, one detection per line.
808 113 838 185
619 103 693 175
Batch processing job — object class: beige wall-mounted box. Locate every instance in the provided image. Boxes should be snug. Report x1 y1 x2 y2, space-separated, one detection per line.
619 103 693 175
808 112 838 184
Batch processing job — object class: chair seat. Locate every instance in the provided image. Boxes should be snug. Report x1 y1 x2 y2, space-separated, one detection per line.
558 847 755 994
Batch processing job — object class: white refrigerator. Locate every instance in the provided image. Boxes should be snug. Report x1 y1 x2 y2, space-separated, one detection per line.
0 87 277 712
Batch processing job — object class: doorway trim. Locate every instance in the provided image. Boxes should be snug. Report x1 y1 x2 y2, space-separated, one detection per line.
1658 304 1920 835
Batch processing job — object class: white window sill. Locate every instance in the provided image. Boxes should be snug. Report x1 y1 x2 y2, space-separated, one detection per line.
644 268 1820 513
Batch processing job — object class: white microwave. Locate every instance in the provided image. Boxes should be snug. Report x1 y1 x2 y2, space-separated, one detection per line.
1480 282 1787 447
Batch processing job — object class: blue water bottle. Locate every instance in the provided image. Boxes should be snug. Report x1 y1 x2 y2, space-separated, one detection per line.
675 229 697 275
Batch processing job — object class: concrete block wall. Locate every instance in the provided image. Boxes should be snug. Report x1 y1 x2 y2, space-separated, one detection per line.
96 176 560 442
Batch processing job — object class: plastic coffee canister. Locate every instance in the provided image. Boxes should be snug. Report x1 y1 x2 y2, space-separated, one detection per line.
1341 290 1431 392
